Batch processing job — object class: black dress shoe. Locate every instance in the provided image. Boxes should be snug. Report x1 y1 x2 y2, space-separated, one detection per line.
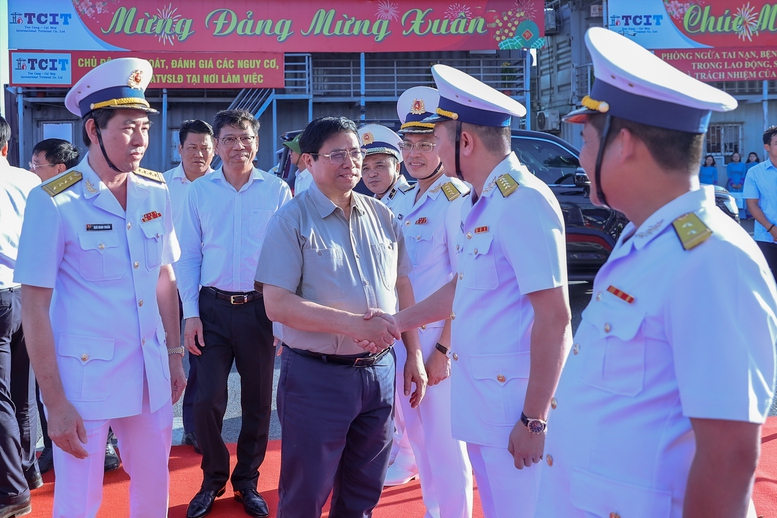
234 489 269 518
182 431 201 454
104 440 120 472
23 471 42 491
0 497 31 518
38 447 53 474
186 487 225 518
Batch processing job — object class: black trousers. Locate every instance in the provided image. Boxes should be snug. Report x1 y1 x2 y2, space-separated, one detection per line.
193 288 274 492
757 241 777 283
0 288 37 503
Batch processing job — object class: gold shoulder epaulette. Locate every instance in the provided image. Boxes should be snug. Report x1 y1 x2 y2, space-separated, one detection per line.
671 212 712 250
441 182 462 201
399 183 414 193
42 171 82 196
134 167 165 183
496 174 519 197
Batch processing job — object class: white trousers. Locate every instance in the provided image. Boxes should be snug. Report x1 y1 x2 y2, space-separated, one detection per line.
51 385 173 518
468 443 541 518
395 334 474 518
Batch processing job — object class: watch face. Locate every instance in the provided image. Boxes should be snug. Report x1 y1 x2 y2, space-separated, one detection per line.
528 420 546 434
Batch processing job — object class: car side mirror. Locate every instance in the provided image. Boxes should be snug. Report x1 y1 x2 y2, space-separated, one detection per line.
574 168 591 187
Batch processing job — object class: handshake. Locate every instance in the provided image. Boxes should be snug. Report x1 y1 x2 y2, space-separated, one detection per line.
353 308 401 353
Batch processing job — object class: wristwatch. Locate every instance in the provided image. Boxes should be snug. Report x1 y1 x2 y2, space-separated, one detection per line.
520 412 547 434
435 342 450 357
167 346 185 356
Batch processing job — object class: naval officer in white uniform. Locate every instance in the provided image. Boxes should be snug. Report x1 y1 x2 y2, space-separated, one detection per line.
375 65 573 518
387 85 474 517
15 58 185 517
536 28 777 518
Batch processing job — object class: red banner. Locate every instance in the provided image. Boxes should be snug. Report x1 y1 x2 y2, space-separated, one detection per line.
657 47 777 82
8 0 546 53
10 50 284 88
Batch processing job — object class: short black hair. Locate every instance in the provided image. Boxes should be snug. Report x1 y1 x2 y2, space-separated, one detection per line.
589 114 704 173
81 108 119 147
213 110 259 139
0 115 10 150
179 119 214 146
299 116 358 156
763 126 777 146
703 155 716 166
33 139 80 169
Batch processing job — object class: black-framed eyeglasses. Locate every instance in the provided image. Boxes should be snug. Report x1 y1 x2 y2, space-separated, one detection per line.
310 149 366 165
219 135 257 147
29 162 56 171
398 141 436 153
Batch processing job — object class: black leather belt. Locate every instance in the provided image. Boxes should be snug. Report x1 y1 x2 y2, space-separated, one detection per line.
287 345 392 368
203 286 261 305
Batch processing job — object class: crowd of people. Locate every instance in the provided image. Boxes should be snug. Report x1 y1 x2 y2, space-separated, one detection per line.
1 27 777 518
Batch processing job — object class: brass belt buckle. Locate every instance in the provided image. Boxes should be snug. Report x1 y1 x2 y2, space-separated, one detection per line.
230 294 247 305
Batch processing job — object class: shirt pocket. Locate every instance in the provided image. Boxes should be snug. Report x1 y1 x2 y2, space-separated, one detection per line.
570 468 672 518
408 226 436 266
577 298 646 397
77 231 123 281
140 221 165 270
469 352 531 426
249 209 274 237
460 233 498 291
301 246 347 302
370 240 399 290
57 333 115 402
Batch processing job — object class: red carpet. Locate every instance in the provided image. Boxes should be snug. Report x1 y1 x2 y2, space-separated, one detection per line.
27 418 777 517
28 440 484 517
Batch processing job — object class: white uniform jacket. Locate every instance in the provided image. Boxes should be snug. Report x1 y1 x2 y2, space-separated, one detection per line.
14 156 180 420
537 186 777 518
451 152 567 447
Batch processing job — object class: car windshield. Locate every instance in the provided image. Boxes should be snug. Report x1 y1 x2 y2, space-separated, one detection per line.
512 137 580 185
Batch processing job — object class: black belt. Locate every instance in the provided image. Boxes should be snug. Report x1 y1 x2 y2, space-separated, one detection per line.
203 286 261 305
287 345 392 368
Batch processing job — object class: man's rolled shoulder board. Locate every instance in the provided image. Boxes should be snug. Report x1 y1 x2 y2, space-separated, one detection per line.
399 183 414 193
496 174 519 198
134 167 165 183
42 170 83 196
671 212 712 250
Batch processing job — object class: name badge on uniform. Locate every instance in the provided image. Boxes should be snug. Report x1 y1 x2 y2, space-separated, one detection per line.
86 224 112 231
142 211 162 223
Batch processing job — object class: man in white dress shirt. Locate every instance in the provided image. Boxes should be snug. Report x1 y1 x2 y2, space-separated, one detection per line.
16 57 185 517
0 115 42 517
163 119 215 454
536 28 776 518
176 109 291 518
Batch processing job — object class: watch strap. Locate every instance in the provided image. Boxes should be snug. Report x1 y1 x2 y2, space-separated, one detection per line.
520 412 547 434
167 346 185 356
435 342 450 357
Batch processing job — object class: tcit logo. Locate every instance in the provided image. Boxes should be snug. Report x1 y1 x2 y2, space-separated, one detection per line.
9 12 73 25
14 57 70 72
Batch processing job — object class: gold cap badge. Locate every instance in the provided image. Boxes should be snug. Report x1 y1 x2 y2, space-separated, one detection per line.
362 132 374 145
128 69 144 89
411 99 426 114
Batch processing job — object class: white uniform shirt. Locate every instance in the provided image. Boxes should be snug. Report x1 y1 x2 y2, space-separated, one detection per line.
537 187 777 518
293 168 313 195
0 157 40 288
743 158 777 242
163 163 214 236
391 175 469 326
176 167 292 318
451 153 567 447
14 155 180 419
380 175 413 212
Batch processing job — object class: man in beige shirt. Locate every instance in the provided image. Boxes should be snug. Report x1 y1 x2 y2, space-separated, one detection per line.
256 116 426 517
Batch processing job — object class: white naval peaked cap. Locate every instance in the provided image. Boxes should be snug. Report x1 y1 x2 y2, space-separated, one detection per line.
65 57 158 117
358 124 403 163
564 27 737 133
397 86 440 134
424 64 526 127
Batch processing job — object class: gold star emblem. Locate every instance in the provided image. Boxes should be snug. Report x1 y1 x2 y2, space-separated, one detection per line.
362 132 374 145
410 99 426 114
